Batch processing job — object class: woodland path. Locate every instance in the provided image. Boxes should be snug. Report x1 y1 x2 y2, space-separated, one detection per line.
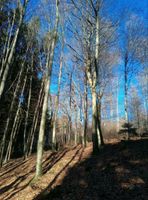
0 139 148 200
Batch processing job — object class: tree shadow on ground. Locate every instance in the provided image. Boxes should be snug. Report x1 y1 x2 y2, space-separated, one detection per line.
0 157 33 177
34 139 148 200
42 146 77 174
0 147 76 200
1 174 30 200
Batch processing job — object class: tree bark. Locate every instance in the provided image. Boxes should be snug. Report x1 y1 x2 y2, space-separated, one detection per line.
0 10 16 80
25 81 44 157
52 44 63 150
4 67 28 163
83 74 88 147
0 56 28 166
97 98 104 146
23 57 33 156
92 88 99 153
35 0 59 178
124 52 129 140
35 77 50 177
0 0 28 98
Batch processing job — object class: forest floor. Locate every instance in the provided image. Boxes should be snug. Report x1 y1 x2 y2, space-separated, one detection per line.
0 138 148 200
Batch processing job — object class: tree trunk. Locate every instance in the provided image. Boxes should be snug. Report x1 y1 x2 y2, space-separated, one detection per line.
26 81 44 157
0 1 28 98
97 99 104 146
68 71 73 145
92 89 99 154
83 74 88 147
4 67 28 163
0 59 27 166
23 59 33 156
0 10 16 80
4 111 20 162
52 46 63 150
35 77 50 177
116 77 119 132
124 53 129 140
92 8 101 153
74 107 78 145
35 0 59 179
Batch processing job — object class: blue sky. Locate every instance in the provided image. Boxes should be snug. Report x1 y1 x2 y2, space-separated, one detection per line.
27 0 147 120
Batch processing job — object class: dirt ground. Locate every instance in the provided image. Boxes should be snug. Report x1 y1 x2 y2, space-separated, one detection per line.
0 139 148 200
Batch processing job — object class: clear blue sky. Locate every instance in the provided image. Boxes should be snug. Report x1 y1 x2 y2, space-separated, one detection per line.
28 0 147 120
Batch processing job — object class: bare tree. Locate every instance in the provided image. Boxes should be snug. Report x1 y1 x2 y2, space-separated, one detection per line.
0 0 28 99
121 14 147 139
35 0 60 179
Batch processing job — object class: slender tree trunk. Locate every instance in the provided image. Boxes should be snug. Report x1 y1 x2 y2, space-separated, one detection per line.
136 108 140 130
23 57 33 157
0 58 27 166
83 74 88 147
28 89 44 157
124 79 128 123
68 71 73 145
35 0 59 179
124 53 129 140
0 0 28 98
35 77 50 177
97 98 104 146
25 81 44 157
4 67 28 163
28 111 39 156
4 112 20 162
0 10 16 80
74 107 78 145
116 77 119 132
67 115 71 144
52 47 63 150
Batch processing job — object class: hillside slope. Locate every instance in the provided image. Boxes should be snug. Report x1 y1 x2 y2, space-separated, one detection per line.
0 139 148 200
